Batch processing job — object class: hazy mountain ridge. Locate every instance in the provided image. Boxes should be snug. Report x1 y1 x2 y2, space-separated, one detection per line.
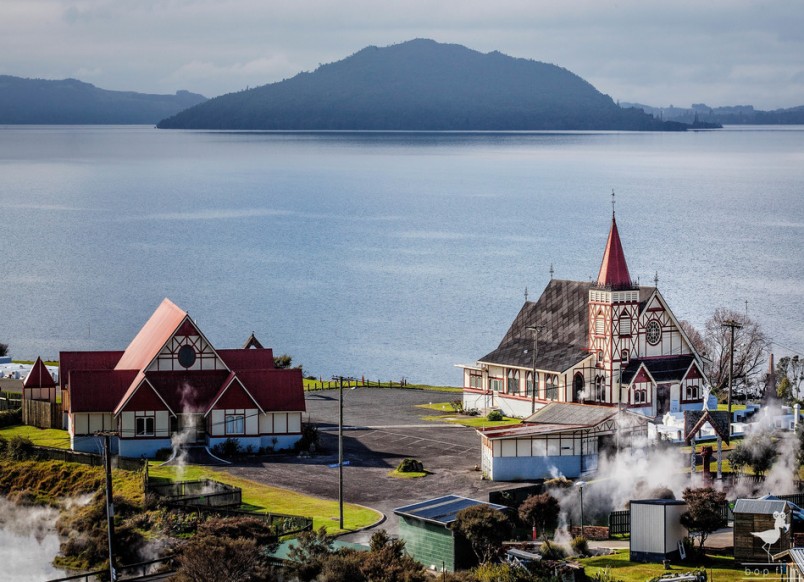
621 101 804 125
157 39 685 131
0 75 206 124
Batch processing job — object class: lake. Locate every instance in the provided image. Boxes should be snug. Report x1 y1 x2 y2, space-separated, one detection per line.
1 126 802 385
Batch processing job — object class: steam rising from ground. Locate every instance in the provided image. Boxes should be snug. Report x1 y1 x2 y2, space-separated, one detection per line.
0 497 67 580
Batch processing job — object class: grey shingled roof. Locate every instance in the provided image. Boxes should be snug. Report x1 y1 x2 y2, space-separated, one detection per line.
482 279 656 373
733 499 788 515
621 355 695 384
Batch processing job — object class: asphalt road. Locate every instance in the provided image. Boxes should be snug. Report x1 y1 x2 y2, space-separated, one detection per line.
224 388 521 542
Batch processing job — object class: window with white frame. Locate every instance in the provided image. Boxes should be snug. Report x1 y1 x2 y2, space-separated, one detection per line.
135 414 154 436
469 371 482 389
490 377 502 392
595 376 605 401
507 369 519 394
546 375 559 400
619 314 632 336
225 413 245 434
621 349 629 363
686 385 699 400
526 371 535 396
595 315 605 336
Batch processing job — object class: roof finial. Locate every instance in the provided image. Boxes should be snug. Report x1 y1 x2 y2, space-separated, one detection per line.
611 189 616 218
549 263 554 280
524 286 529 302
654 271 659 287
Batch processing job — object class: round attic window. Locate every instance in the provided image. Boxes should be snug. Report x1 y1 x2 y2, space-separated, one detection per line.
646 320 662 346
177 345 197 368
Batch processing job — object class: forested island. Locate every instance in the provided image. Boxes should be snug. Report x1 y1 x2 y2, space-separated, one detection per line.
0 75 206 124
157 39 696 131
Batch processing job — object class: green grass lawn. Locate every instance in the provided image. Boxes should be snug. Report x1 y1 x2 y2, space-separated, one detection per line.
0 425 71 448
148 462 381 535
417 402 522 428
303 378 461 393
580 549 741 582
387 469 428 479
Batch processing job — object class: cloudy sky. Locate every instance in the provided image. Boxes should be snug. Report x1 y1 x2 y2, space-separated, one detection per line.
2 0 803 109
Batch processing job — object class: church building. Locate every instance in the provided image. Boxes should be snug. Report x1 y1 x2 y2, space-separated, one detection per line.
460 213 707 420
60 298 305 458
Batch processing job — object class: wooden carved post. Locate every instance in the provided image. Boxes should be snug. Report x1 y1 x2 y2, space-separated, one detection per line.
716 436 723 480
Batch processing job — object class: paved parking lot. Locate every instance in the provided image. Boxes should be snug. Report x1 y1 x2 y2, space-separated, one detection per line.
226 388 522 541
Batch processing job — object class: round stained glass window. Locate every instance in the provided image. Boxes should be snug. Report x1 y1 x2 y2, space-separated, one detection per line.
177 345 197 368
646 320 662 346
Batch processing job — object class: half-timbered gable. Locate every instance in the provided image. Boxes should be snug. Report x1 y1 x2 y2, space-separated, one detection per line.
61 298 305 457
460 213 708 428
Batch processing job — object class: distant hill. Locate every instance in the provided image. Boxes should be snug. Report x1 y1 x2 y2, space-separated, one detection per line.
621 101 804 125
158 39 685 131
0 75 207 124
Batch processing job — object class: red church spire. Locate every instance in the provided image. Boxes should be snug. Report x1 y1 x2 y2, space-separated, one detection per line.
596 214 633 289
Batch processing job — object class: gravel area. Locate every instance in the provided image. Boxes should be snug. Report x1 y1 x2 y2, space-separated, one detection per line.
224 388 525 542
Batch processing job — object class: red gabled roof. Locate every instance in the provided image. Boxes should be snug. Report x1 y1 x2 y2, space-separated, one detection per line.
143 370 231 414
237 368 306 412
218 348 275 371
206 373 264 416
596 215 633 289
115 298 187 371
59 351 124 390
69 369 139 413
23 356 56 389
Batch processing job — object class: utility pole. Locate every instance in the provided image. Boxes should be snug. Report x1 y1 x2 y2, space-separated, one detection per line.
722 319 743 436
332 375 354 530
527 324 546 414
100 432 117 581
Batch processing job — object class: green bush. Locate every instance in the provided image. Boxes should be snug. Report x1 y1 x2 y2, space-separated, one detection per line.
0 408 22 428
7 435 35 460
571 535 589 555
211 437 242 458
486 410 503 421
539 540 566 560
295 423 320 453
397 458 424 473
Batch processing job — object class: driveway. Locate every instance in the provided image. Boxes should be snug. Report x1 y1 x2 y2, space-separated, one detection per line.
224 388 526 542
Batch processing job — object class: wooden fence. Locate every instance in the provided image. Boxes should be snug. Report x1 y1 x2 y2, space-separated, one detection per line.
147 479 242 508
32 444 146 472
306 378 411 391
22 398 62 429
0 391 22 411
608 510 630 536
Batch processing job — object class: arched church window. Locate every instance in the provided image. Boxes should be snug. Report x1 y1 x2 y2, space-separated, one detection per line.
595 376 605 401
573 373 584 402
546 375 559 400
621 349 629 363
507 369 519 394
526 371 535 396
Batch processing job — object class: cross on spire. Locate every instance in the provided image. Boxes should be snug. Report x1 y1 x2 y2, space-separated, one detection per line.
549 263 554 280
611 189 616 217
654 271 659 287
524 286 529 302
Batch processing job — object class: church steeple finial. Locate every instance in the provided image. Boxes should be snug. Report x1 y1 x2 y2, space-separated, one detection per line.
611 189 616 218
596 208 633 290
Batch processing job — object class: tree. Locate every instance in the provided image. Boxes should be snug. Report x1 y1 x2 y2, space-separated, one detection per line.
702 308 768 399
679 320 705 356
360 530 427 582
518 493 560 538
173 535 268 582
451 505 512 565
776 356 804 402
286 526 335 582
730 432 777 477
273 353 293 369
0 342 7 357
680 487 726 553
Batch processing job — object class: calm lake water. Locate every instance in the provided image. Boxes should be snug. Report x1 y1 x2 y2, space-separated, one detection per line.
1 126 803 385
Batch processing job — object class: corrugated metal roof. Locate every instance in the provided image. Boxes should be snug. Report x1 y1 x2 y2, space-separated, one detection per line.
394 495 507 526
621 355 695 385
115 298 187 371
479 422 589 440
733 498 789 515
23 356 56 389
630 499 687 506
789 548 804 572
523 402 617 426
69 369 139 412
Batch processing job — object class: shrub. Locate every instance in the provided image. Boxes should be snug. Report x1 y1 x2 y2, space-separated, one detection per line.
486 410 504 421
7 435 35 460
295 423 320 453
212 437 242 458
397 458 424 473
539 540 567 560
0 408 22 428
571 535 589 555
449 399 464 413
466 408 480 416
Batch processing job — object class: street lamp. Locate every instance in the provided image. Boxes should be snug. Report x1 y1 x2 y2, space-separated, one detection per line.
526 324 545 414
575 480 587 538
332 375 355 530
